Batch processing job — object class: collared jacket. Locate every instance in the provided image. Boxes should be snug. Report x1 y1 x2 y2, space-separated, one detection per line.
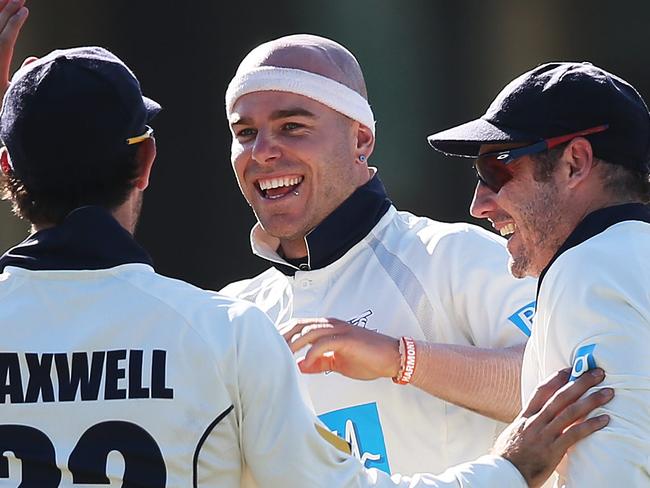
0 206 526 487
522 203 650 487
222 175 537 475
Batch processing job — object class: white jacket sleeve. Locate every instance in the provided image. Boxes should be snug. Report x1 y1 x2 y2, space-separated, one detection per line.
232 305 527 487
536 243 650 487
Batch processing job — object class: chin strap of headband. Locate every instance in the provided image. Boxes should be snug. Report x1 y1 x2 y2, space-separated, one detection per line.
225 66 376 135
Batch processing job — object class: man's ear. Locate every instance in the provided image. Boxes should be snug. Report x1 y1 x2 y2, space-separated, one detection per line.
20 56 39 69
355 123 375 161
562 137 595 189
0 147 12 175
134 138 156 191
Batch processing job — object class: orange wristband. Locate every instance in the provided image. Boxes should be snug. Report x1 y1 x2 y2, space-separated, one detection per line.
392 336 417 385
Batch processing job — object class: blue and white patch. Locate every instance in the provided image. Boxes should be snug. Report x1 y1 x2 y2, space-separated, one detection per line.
318 402 390 474
508 300 536 337
570 344 597 380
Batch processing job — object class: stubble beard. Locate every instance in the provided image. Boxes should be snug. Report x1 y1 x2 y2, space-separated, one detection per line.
508 253 531 279
508 181 565 279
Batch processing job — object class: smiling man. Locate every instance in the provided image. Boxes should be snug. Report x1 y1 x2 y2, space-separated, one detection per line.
0 0 619 480
428 62 650 486
221 34 538 475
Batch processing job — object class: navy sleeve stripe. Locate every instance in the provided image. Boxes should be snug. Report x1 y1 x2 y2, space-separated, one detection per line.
192 404 235 487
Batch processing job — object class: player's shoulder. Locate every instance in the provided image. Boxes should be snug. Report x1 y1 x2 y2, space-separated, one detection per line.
120 267 268 333
219 266 286 300
0 267 26 300
577 219 650 262
380 208 509 262
546 220 650 292
219 267 292 327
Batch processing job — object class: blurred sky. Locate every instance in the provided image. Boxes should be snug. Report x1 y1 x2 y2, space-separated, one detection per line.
1 0 649 289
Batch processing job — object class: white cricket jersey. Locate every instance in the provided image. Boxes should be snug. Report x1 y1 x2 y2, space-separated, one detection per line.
522 204 650 486
222 176 536 475
0 206 527 488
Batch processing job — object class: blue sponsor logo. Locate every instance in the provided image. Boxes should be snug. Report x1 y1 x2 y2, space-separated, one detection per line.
318 402 390 474
508 300 536 337
570 344 597 380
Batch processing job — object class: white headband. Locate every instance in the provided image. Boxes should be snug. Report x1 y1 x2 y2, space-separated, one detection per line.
225 66 376 135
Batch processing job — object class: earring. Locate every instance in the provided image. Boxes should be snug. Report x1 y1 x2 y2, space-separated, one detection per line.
358 154 367 163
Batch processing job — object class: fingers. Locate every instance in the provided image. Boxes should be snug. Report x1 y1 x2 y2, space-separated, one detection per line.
0 0 28 91
0 0 27 47
299 333 344 368
548 387 613 448
0 0 25 33
500 368 612 487
555 413 610 453
282 318 351 352
289 327 337 354
280 318 336 343
532 368 605 425
287 325 337 354
297 353 334 374
521 368 571 417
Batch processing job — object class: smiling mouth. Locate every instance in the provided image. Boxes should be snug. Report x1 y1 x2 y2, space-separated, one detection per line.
256 176 304 200
500 223 517 238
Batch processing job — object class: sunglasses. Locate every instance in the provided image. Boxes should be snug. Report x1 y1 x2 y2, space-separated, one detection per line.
474 124 609 193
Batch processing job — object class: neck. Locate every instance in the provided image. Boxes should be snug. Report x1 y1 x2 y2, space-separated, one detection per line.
277 167 375 260
534 191 639 278
31 197 138 236
279 236 308 260
32 222 55 233
111 203 136 235
572 187 636 235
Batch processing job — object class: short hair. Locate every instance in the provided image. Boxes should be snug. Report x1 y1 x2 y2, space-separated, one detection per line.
530 145 565 183
531 144 650 203
1 145 140 226
598 162 650 204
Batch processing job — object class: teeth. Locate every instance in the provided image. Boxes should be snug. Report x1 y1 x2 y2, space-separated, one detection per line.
258 176 303 191
500 223 516 237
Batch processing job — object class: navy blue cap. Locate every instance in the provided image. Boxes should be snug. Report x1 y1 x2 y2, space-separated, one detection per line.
427 62 650 173
0 46 161 178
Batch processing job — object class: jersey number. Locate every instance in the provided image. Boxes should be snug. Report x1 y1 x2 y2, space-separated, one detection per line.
0 421 166 486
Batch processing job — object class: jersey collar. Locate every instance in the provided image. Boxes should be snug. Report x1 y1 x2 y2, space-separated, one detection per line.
251 170 392 275
0 206 153 272
537 202 650 298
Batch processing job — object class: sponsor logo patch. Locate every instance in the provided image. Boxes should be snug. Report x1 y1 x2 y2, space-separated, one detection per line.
318 402 390 474
570 344 597 380
348 309 375 330
508 301 536 337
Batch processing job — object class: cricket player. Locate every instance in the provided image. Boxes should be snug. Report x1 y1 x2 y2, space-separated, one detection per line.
221 33 537 475
428 61 650 485
0 5 612 486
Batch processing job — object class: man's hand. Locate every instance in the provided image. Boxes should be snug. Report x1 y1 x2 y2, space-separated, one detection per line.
0 0 28 96
495 368 612 488
281 318 400 380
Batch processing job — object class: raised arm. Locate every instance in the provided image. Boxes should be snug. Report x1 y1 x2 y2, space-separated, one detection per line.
0 0 29 96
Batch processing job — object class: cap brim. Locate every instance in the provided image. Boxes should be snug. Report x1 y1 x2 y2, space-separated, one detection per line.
143 96 162 121
427 118 536 158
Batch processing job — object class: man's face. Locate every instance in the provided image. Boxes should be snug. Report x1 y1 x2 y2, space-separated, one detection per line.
229 91 365 252
470 144 567 278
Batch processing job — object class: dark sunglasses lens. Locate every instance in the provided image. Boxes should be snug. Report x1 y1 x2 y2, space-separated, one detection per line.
475 154 513 192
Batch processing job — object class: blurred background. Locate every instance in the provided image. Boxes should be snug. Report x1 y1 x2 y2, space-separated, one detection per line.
1 0 648 290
